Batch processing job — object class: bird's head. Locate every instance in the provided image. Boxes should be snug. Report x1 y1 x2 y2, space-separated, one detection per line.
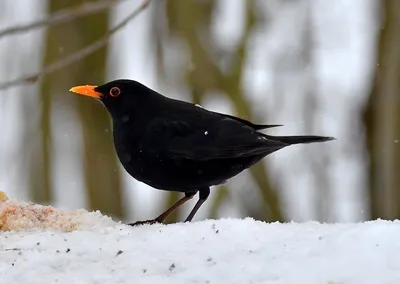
69 79 162 118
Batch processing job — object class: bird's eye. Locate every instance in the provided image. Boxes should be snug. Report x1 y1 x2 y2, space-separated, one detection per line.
110 87 121 97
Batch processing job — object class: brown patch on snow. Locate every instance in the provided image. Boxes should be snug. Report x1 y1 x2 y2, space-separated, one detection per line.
0 194 117 232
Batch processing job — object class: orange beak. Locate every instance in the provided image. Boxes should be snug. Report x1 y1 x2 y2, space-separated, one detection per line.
69 85 102 99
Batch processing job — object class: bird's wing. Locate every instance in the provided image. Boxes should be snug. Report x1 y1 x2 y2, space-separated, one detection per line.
142 116 287 161
211 111 283 130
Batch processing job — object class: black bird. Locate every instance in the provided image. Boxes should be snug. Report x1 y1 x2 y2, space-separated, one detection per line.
70 79 334 225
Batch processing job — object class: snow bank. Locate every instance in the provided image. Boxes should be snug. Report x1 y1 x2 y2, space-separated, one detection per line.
1 194 400 284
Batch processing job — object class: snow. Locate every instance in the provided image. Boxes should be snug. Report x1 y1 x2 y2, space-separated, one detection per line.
1 198 400 284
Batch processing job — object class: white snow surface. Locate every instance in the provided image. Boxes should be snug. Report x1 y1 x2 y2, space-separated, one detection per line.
1 201 400 284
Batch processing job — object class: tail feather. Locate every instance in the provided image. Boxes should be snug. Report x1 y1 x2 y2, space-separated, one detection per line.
265 135 335 145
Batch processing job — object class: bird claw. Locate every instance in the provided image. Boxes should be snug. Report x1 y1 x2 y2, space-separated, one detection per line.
128 219 161 226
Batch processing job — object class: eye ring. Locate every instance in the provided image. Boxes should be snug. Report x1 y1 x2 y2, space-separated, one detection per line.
110 87 121 97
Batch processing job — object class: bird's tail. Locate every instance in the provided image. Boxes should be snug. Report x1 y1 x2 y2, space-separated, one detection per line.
265 135 335 145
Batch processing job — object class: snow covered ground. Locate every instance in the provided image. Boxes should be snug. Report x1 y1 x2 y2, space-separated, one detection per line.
1 198 400 284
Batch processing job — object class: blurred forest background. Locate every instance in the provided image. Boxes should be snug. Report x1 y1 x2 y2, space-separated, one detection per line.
0 0 398 224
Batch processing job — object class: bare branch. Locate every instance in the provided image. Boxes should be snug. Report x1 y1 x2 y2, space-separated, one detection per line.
0 0 128 39
0 0 151 91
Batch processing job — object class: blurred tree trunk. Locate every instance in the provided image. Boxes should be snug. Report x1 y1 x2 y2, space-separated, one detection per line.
31 0 124 218
153 0 284 222
364 0 400 219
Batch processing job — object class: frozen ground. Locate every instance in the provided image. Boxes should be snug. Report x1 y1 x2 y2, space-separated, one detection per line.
1 198 400 284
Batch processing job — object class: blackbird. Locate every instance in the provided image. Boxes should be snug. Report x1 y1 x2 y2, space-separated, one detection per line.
70 79 334 225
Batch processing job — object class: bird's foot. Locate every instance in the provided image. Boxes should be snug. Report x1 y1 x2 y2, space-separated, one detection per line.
128 218 162 226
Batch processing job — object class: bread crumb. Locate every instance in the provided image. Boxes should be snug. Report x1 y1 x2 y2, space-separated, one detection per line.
0 190 8 202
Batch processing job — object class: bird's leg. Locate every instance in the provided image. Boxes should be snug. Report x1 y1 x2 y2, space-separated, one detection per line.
184 187 210 222
128 192 196 226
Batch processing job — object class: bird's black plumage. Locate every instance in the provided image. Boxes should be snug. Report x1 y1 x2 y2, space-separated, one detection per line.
70 79 335 225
